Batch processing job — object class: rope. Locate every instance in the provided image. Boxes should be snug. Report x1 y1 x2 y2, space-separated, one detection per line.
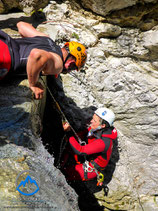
40 76 86 145
68 72 103 106
69 72 87 86
55 134 67 168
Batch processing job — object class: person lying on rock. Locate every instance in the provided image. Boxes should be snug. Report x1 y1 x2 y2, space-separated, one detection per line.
0 21 87 99
62 107 117 182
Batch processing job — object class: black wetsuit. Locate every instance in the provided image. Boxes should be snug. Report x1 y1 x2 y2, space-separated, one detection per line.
14 36 63 70
0 30 63 78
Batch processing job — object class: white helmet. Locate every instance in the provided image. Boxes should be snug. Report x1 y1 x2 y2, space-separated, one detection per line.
95 107 115 126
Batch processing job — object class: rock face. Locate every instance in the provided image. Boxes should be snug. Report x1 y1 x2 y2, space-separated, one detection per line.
81 0 139 15
80 0 157 15
79 0 158 31
0 71 78 209
0 0 158 210
0 0 49 14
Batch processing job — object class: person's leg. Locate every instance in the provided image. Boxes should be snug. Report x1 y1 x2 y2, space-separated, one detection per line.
17 21 49 38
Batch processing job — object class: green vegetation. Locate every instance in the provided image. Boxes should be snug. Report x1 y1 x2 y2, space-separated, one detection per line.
71 32 79 40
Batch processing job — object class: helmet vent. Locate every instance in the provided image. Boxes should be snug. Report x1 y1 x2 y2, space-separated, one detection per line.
77 47 81 51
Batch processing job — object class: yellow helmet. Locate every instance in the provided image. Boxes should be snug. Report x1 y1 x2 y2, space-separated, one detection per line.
64 41 87 70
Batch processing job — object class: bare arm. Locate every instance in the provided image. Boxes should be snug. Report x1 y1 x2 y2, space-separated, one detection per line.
27 49 55 99
27 48 62 99
17 21 49 38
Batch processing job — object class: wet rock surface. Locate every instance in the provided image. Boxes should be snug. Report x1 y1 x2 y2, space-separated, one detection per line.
0 74 79 210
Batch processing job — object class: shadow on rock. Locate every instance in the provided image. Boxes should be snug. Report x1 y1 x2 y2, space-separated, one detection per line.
0 75 37 150
0 10 46 31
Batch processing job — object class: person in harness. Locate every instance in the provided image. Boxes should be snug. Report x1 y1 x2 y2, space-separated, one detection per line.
0 21 87 99
63 107 117 184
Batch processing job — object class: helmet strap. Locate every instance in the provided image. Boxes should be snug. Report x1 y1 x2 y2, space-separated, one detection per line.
63 46 71 66
63 53 71 65
62 46 75 73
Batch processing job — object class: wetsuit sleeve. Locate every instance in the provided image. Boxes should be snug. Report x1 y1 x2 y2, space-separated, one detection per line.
69 136 105 156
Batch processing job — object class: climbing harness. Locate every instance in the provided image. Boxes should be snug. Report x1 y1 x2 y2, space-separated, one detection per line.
97 172 104 186
83 160 105 186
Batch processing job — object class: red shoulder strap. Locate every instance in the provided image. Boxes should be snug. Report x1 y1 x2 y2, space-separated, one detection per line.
102 128 117 140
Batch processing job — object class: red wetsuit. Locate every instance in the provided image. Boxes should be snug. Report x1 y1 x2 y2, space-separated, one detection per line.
64 126 117 181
